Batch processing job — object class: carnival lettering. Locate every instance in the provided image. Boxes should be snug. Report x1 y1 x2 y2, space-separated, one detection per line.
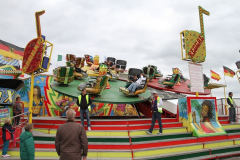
188 35 204 58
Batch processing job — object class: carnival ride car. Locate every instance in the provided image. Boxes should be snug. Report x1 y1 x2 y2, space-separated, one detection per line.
119 68 149 96
172 68 187 82
143 66 155 80
235 60 240 83
105 57 119 80
180 6 210 63
78 75 109 95
53 66 74 85
148 65 163 78
115 60 127 73
66 54 87 79
106 57 116 69
159 74 181 88
84 54 93 66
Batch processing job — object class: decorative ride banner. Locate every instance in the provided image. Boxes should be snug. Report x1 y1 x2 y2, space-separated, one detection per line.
0 88 15 105
188 62 204 93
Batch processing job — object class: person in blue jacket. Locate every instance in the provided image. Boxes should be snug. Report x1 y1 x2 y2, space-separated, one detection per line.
146 90 163 135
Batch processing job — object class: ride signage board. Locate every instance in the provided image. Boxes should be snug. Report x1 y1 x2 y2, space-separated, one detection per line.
188 62 204 93
0 88 15 105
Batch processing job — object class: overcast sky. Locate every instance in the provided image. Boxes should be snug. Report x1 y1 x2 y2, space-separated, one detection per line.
1 0 240 98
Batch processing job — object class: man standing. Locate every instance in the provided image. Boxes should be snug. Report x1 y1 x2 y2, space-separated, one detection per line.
55 109 88 160
77 88 92 130
227 92 237 124
146 90 163 135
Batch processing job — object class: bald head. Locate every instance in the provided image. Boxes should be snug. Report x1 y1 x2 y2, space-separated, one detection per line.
66 109 76 120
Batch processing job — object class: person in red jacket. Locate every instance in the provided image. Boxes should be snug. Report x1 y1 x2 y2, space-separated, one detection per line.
2 118 15 157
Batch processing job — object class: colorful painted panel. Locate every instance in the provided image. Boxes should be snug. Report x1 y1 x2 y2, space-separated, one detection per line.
0 88 16 105
178 98 188 122
0 108 12 126
17 75 139 117
187 97 226 137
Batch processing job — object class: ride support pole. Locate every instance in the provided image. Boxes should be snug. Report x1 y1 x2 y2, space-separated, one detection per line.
28 73 35 123
196 92 199 97
223 87 228 115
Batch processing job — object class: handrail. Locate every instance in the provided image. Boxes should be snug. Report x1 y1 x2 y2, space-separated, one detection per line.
0 111 30 123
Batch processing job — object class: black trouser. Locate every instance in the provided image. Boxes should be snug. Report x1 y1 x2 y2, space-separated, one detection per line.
149 111 162 133
14 113 20 125
229 107 236 122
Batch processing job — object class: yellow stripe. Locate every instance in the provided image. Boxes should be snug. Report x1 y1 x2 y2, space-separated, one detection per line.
1 150 131 158
90 152 131 158
87 131 128 137
35 129 129 136
130 128 187 136
222 124 240 129
35 129 56 134
224 72 235 77
0 49 23 60
235 140 240 145
211 72 221 80
134 144 203 157
204 140 234 149
0 151 58 157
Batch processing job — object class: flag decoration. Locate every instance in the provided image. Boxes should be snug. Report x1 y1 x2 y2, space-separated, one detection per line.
57 55 62 61
0 39 24 60
210 70 221 81
223 66 235 78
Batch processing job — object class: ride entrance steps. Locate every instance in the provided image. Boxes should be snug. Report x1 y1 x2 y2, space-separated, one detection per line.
1 116 240 159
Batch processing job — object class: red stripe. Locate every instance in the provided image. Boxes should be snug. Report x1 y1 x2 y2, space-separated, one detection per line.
211 77 219 81
0 44 24 56
228 134 240 139
198 135 227 142
210 70 219 75
31 118 177 125
0 44 9 52
132 138 198 149
14 50 24 57
224 68 229 73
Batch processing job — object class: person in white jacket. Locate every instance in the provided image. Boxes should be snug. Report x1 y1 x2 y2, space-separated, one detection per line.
128 74 146 93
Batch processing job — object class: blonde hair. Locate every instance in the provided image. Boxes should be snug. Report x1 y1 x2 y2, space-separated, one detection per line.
25 123 34 131
4 118 11 125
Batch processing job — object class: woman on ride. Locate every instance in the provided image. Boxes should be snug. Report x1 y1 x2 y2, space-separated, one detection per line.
128 73 146 93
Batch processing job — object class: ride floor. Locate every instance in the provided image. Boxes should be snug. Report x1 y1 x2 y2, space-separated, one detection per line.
51 79 151 104
148 78 211 95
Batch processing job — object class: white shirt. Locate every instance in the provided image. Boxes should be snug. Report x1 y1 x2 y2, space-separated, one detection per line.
136 75 146 85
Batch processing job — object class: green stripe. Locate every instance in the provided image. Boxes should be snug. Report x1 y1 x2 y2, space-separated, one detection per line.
34 136 55 141
225 129 240 134
131 133 192 143
211 146 240 155
149 150 209 160
34 136 129 143
88 137 129 143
